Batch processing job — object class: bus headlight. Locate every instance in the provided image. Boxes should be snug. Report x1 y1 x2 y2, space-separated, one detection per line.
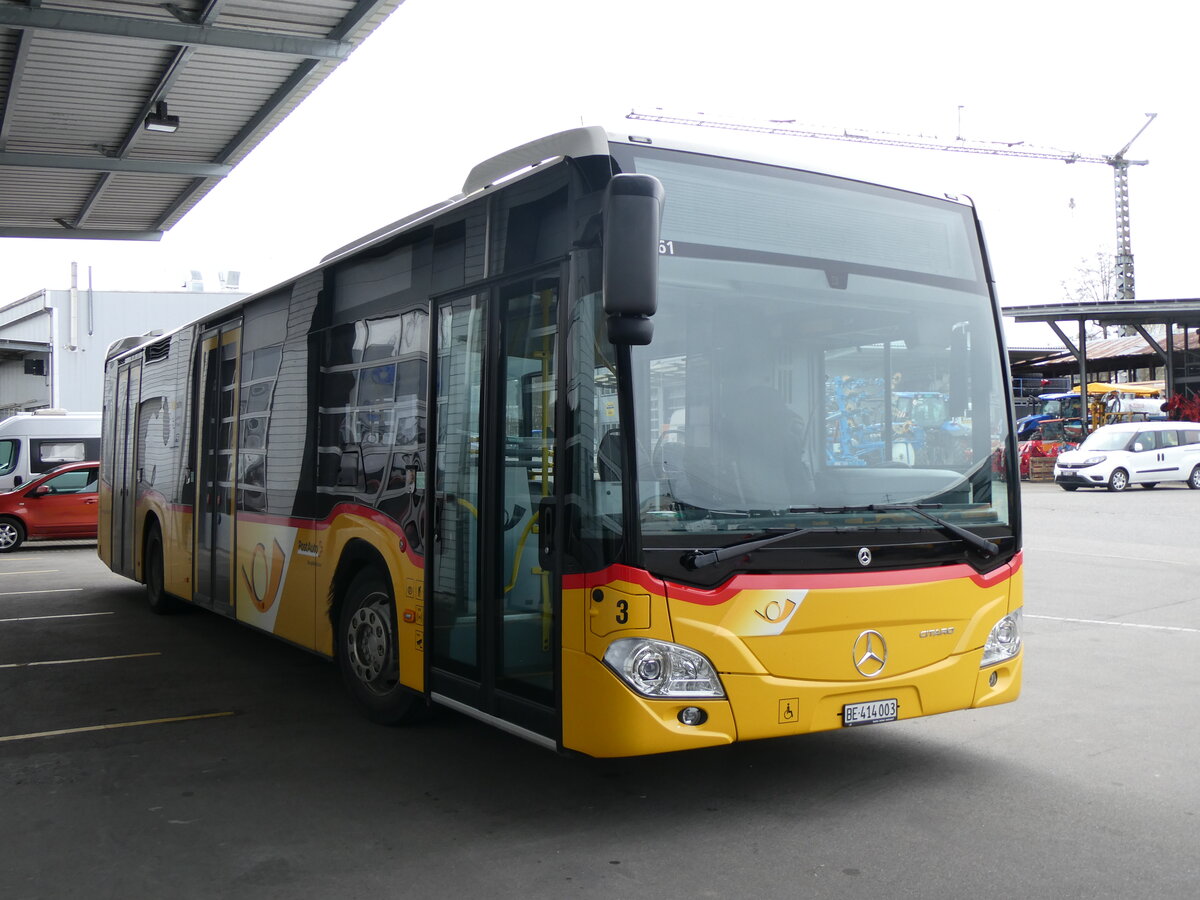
981 609 1022 667
603 638 726 698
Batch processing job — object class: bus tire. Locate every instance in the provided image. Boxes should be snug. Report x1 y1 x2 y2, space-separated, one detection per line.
145 524 181 614
1107 468 1129 492
338 568 425 725
0 517 25 552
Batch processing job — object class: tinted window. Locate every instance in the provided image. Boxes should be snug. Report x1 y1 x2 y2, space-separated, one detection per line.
38 441 85 464
1157 430 1180 449
31 439 99 474
490 169 569 274
316 307 430 516
331 233 431 325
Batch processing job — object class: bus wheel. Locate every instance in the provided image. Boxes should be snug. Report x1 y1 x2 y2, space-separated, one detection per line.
1189 466 1200 490
338 568 425 725
1107 468 1130 492
145 525 180 614
0 517 25 552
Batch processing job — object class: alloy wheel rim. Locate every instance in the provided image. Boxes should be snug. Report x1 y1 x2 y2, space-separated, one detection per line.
346 594 395 693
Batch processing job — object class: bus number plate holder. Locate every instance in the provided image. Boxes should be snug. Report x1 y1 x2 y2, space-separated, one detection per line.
842 698 898 727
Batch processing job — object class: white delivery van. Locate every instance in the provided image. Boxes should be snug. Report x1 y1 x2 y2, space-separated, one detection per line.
1053 420 1200 491
0 410 102 492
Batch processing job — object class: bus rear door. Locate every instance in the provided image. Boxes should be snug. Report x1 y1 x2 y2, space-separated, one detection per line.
192 322 241 616
111 359 141 577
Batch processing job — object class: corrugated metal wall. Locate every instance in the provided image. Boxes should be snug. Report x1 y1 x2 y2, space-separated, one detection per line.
0 288 246 413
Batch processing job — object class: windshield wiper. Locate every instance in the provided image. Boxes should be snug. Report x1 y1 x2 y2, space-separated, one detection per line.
680 505 998 570
682 527 813 570
869 504 998 557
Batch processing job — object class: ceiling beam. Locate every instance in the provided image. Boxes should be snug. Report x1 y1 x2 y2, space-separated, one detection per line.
73 1 232 229
73 45 198 228
0 28 33 149
1133 325 1168 362
0 5 353 60
1046 321 1081 361
0 151 232 177
0 226 163 241
152 58 325 229
331 0 404 40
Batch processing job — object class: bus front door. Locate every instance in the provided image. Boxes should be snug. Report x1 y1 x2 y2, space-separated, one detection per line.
193 323 240 616
429 275 560 743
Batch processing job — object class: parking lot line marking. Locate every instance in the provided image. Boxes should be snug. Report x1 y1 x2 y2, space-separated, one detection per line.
1026 614 1200 634
1033 547 1193 567
0 588 84 597
0 569 60 576
0 651 160 669
0 612 114 624
0 711 236 744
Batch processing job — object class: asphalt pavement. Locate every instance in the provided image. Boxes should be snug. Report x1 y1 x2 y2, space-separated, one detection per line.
1 483 1197 899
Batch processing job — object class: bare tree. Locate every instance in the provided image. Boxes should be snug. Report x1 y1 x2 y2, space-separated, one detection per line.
1061 251 1118 337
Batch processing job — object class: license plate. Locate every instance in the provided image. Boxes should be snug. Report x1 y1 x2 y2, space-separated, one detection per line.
842 698 898 727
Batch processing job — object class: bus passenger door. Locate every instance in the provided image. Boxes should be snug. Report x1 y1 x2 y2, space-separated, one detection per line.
111 359 141 578
429 275 560 742
193 323 240 616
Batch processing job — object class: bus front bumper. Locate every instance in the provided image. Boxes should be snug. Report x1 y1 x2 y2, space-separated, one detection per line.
561 647 1022 757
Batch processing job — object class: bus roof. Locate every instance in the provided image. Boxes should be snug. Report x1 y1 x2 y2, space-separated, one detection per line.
107 124 981 366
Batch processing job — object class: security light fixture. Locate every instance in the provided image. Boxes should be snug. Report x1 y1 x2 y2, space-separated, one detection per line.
143 101 180 134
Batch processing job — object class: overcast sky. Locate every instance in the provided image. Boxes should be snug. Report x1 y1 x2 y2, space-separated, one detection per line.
2 0 1194 325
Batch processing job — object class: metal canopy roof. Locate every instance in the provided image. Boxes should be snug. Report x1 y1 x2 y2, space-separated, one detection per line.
1004 299 1200 400
0 0 404 241
1004 298 1200 328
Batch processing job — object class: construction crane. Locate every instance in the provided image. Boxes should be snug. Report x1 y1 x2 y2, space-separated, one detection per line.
626 109 1157 300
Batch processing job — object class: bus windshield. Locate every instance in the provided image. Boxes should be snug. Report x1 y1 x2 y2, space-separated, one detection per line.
615 146 1012 540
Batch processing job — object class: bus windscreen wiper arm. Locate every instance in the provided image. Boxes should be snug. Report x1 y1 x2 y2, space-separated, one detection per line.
870 505 998 557
682 528 812 570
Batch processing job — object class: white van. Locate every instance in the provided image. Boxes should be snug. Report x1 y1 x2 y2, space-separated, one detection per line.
0 411 102 492
1053 420 1200 491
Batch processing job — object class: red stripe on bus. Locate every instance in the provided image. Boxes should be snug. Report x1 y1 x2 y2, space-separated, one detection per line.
566 557 1018 606
562 564 668 595
235 503 424 567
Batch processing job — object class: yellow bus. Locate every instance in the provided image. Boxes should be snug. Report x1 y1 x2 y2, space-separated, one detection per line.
99 126 1022 757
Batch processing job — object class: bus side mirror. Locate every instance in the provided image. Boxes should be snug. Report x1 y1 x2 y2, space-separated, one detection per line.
603 174 665 346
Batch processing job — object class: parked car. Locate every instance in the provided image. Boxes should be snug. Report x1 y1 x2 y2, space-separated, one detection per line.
1053 422 1200 491
0 461 99 551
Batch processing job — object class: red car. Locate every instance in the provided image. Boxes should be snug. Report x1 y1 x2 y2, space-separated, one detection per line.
0 460 99 552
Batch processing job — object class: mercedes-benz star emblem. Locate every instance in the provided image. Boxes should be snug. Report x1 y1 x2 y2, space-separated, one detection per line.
857 547 872 567
853 630 888 678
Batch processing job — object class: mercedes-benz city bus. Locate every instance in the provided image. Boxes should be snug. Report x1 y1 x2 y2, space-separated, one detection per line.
99 126 1022 757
